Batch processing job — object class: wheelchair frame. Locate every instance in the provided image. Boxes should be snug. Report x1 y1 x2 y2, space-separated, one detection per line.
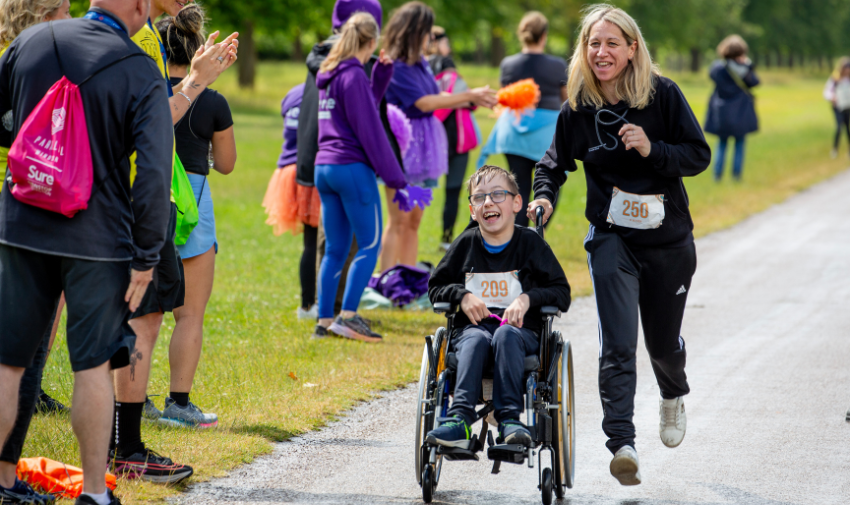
414 208 576 505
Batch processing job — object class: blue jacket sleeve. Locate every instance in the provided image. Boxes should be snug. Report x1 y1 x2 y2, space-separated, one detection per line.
342 71 407 189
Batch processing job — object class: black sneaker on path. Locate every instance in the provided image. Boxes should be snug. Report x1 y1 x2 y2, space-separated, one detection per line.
109 446 194 484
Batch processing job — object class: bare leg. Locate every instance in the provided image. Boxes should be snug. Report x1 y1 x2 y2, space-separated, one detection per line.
169 247 215 393
0 365 24 488
400 206 423 267
119 312 164 402
380 187 403 271
71 361 113 495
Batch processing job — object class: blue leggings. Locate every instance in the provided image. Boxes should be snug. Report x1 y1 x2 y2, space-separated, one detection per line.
315 163 382 319
714 135 746 180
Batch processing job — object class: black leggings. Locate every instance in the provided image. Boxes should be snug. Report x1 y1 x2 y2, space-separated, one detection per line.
442 152 469 241
300 224 318 309
834 107 850 151
506 154 556 227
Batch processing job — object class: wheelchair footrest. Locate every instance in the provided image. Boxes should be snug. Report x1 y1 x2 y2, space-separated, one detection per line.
437 435 483 461
487 443 528 464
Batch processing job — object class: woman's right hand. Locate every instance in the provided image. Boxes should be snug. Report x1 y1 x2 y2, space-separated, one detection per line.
190 34 238 88
526 198 554 224
467 86 498 109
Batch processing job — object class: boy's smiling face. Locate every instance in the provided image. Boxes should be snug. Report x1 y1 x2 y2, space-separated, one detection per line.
469 173 523 243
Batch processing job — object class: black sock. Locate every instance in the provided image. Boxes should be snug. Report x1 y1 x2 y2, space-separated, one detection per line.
170 392 190 407
113 401 144 456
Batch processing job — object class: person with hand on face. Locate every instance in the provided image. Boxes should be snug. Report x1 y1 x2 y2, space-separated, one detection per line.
381 1 498 271
425 165 570 450
529 4 710 486
0 0 174 503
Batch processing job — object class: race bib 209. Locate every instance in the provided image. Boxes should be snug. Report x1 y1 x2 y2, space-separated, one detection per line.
606 186 665 230
465 271 523 309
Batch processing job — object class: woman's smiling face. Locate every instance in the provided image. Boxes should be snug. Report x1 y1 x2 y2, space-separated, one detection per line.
586 20 637 86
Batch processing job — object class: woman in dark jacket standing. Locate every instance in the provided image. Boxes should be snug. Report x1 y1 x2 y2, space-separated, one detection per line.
529 5 709 486
704 35 759 181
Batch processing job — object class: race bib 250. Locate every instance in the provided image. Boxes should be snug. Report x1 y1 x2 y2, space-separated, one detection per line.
606 186 665 230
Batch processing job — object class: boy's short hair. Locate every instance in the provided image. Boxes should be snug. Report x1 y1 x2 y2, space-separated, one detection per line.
466 165 520 197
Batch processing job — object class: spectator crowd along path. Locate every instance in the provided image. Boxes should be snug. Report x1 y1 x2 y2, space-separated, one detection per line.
182 168 850 505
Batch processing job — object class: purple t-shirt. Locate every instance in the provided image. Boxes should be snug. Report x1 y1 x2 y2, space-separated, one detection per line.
386 57 440 119
277 83 304 167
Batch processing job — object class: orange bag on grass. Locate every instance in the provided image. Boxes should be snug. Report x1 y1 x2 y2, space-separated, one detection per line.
16 457 117 499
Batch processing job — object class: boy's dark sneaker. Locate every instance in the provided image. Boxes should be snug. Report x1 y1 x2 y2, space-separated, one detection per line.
500 420 532 447
109 447 194 484
36 389 69 415
312 324 329 339
0 478 55 504
328 314 383 343
425 416 471 448
74 489 120 505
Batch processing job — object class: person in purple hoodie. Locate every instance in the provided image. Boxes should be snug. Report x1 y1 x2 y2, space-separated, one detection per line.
313 12 429 342
263 83 323 320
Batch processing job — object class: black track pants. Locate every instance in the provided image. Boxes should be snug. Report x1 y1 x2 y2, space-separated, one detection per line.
584 225 696 454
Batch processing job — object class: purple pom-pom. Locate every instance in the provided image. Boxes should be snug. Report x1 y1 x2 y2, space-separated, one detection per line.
387 103 412 156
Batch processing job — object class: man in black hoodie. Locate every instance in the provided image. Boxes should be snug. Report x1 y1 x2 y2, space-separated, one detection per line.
297 0 403 315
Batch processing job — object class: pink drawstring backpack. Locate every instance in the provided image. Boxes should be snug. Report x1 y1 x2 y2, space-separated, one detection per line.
433 69 480 155
7 23 145 217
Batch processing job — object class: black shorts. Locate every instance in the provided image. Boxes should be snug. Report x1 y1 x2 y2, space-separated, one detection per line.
0 244 135 372
131 203 185 319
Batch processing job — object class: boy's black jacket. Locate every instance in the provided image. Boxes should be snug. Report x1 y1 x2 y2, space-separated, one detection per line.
429 223 571 332
533 76 710 248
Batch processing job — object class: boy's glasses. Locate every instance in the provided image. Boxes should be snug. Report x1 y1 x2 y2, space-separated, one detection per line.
468 190 516 206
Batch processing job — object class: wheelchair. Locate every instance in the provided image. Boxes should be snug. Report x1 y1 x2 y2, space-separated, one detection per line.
414 208 576 504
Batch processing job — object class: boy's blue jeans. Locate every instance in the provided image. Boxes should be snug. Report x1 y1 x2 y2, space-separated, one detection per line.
714 135 746 180
448 319 539 426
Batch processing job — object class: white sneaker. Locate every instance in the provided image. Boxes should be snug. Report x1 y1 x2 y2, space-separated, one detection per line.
659 396 687 448
609 445 641 486
297 305 318 319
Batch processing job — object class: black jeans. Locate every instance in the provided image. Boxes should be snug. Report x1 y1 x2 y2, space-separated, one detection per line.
300 224 318 308
835 107 850 151
585 225 696 454
448 320 539 425
0 313 53 464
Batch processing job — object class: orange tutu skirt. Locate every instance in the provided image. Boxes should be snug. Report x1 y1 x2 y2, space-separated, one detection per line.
262 164 321 236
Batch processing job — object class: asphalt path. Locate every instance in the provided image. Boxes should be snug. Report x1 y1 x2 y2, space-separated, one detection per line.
182 170 850 504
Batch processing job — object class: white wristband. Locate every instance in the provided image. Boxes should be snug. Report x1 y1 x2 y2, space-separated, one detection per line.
177 91 191 104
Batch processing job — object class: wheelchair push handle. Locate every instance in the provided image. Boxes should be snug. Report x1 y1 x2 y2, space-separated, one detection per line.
535 206 545 239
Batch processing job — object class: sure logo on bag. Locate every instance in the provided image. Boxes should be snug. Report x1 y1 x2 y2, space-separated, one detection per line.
6 22 145 218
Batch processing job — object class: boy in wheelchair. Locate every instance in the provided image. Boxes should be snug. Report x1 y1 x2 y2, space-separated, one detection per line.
426 165 571 450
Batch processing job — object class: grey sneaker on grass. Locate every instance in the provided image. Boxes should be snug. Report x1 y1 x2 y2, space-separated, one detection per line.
142 396 162 421
328 314 383 343
159 398 218 428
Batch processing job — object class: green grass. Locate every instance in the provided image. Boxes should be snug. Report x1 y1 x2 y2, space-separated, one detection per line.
29 62 847 503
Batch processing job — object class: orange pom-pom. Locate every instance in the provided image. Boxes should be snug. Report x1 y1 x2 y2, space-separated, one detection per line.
497 78 540 116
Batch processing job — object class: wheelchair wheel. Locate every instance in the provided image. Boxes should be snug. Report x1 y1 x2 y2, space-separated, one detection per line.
422 464 435 503
553 338 576 492
541 467 553 505
416 328 445 486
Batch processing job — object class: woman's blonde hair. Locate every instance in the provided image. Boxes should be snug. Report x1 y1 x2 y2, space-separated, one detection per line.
832 56 850 81
517 11 548 47
320 12 379 73
0 0 63 46
566 4 659 110
717 34 748 59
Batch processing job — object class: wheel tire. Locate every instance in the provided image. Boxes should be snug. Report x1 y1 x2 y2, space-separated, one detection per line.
422 464 434 503
415 345 431 484
541 467 553 505
552 335 575 492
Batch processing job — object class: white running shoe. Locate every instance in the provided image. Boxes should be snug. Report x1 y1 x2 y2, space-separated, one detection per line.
659 396 687 448
609 445 641 486
297 305 318 319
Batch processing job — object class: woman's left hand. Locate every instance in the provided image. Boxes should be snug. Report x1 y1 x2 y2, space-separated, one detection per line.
378 49 393 66
503 294 530 328
619 123 651 157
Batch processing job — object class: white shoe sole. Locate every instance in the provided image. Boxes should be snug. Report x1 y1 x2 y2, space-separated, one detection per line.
610 454 641 486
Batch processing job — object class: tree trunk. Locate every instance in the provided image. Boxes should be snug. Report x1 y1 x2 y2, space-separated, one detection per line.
689 47 701 73
292 27 303 63
490 29 505 67
787 52 793 69
828 55 834 72
763 52 770 68
238 20 256 89
475 37 485 65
